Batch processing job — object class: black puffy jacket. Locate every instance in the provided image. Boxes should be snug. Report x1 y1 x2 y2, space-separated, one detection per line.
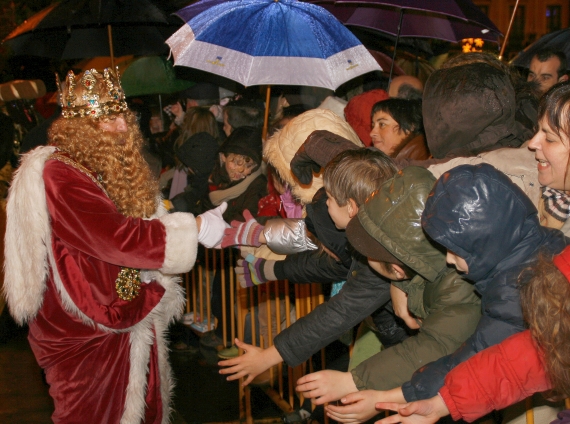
402 163 569 401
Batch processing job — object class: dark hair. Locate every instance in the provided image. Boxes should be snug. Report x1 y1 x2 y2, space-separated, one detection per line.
323 149 397 206
175 107 219 149
535 49 567 79
396 84 423 101
538 82 570 143
371 98 423 136
224 99 264 130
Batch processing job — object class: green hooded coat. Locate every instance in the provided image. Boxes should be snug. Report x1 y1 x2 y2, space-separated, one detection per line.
350 167 481 391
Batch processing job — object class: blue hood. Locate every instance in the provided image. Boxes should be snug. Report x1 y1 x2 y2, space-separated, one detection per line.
421 163 540 282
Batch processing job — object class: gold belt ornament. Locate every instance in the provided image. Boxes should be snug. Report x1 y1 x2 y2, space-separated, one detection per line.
115 267 141 301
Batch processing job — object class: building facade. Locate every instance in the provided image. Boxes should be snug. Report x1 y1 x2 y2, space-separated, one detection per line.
474 0 568 58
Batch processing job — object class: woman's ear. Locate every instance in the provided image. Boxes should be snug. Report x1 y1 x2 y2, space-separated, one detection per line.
347 198 359 218
219 152 226 164
391 264 408 280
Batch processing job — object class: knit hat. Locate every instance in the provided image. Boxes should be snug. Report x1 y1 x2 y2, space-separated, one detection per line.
180 82 219 102
346 215 404 265
175 132 218 175
344 89 389 147
220 126 262 165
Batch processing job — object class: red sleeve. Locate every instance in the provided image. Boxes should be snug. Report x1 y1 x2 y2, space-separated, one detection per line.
440 331 551 423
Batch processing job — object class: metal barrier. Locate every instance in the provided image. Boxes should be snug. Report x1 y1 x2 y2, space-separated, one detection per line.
183 247 330 423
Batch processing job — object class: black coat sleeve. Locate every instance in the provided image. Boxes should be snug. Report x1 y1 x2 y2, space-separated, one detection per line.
273 249 349 284
273 256 392 366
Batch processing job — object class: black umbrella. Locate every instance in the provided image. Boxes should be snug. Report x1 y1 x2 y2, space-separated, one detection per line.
511 28 570 69
2 0 184 67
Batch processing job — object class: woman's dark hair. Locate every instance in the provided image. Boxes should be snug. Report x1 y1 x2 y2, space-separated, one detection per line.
371 98 423 136
538 81 570 142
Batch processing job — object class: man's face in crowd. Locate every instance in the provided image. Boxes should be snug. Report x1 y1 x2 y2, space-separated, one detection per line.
528 55 568 95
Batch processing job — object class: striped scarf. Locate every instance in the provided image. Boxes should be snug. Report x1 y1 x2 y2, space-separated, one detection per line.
542 186 570 222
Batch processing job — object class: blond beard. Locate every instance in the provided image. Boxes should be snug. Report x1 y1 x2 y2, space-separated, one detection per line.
48 113 159 218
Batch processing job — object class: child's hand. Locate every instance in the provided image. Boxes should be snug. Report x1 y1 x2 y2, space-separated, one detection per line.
221 210 264 248
296 370 357 405
218 339 281 386
374 396 449 424
325 390 385 423
170 102 184 119
390 284 420 330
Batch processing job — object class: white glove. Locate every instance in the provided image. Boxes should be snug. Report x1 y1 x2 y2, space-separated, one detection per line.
197 202 230 248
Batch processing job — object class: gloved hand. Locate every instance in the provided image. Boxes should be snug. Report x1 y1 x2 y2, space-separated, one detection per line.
221 210 264 248
235 254 277 288
291 130 360 184
197 202 230 248
290 144 322 185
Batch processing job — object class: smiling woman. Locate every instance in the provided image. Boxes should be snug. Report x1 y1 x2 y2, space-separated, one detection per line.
528 82 570 230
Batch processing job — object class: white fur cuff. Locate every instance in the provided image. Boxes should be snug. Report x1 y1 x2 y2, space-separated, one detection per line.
158 212 198 275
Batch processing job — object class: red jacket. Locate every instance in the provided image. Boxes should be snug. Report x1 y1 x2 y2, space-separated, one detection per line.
439 330 550 422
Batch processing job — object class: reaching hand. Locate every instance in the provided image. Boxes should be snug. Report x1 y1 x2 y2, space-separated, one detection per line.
296 370 358 405
218 340 281 386
325 390 386 423
291 130 360 184
290 144 323 185
197 202 230 248
374 396 450 424
221 209 264 248
235 254 275 288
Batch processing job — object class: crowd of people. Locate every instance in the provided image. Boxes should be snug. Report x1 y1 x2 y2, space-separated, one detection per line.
2 47 570 424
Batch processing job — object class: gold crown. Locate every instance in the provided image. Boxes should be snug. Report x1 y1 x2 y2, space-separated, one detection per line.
57 68 128 119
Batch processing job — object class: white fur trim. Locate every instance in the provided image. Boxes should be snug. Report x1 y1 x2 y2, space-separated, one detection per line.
4 146 55 324
159 212 198 275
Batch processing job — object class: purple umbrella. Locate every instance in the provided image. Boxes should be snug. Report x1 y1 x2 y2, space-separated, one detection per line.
314 0 501 84
318 4 499 43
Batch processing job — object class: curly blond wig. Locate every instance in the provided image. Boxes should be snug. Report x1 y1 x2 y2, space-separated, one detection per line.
520 254 570 398
48 111 158 218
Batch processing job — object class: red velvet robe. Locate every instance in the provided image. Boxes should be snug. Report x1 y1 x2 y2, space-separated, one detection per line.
9 150 194 423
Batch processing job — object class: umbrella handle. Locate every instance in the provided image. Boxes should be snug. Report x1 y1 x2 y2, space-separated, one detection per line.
107 25 115 69
262 86 271 141
388 9 405 90
498 0 520 60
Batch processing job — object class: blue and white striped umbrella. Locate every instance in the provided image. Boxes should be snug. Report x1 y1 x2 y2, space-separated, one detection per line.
166 0 381 90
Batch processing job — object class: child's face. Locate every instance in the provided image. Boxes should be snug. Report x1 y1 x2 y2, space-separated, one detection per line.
221 153 256 181
446 250 469 273
326 191 352 229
